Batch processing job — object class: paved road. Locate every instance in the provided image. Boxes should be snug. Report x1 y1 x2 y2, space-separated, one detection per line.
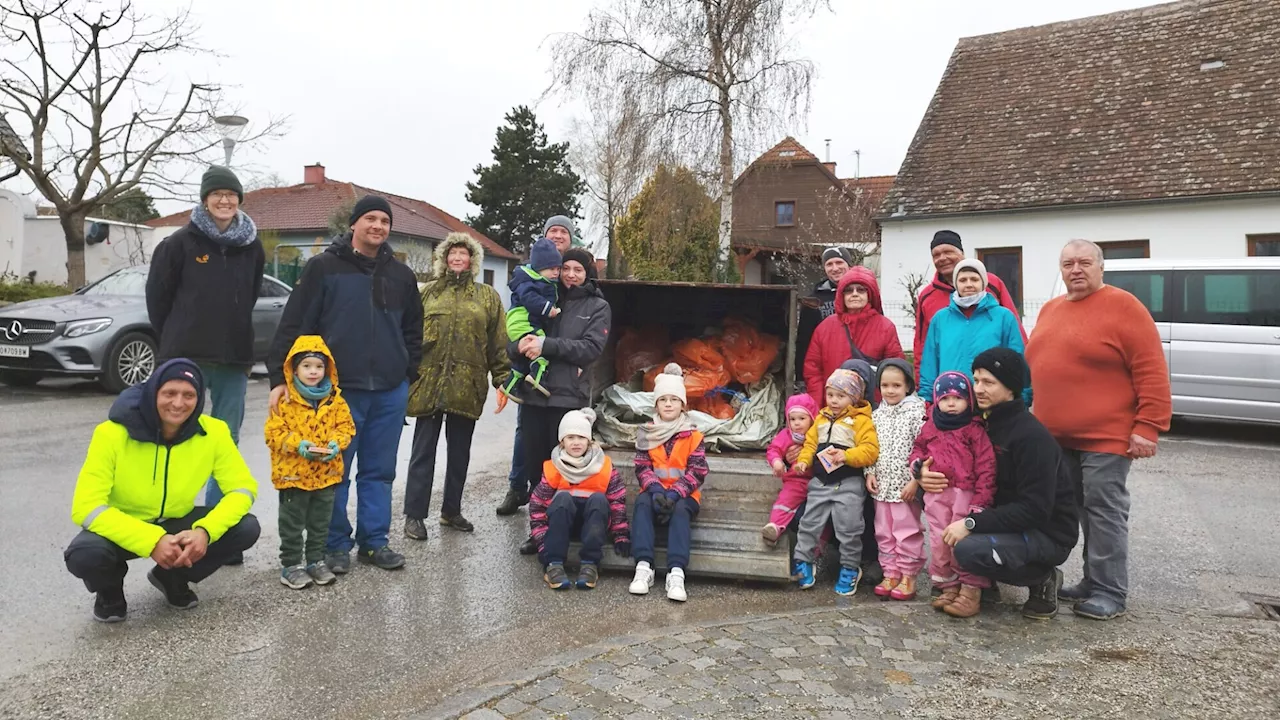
2 379 1279 718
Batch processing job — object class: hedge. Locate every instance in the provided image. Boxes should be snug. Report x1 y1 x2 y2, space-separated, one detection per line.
0 281 72 304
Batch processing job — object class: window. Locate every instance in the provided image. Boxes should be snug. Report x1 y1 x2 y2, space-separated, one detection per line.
778 150 797 157
81 267 148 296
260 277 291 297
483 269 495 287
1179 269 1280 327
1105 270 1169 322
775 201 795 227
1097 239 1150 260
1247 234 1280 257
977 246 1023 313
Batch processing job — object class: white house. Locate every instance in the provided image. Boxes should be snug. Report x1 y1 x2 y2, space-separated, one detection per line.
879 0 1280 343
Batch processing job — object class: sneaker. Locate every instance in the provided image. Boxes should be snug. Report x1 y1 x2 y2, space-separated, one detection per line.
439 514 475 533
761 523 782 545
793 561 816 590
326 551 352 574
280 564 314 590
92 588 127 623
519 537 539 555
835 566 861 596
357 546 405 570
666 567 688 602
496 490 527 517
1022 567 1063 620
404 517 429 541
629 561 655 595
307 561 337 586
1072 596 1127 621
576 563 599 590
1058 581 1092 603
147 568 199 609
544 562 571 590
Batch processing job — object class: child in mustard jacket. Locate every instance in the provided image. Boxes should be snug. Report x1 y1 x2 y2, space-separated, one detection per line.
264 336 356 589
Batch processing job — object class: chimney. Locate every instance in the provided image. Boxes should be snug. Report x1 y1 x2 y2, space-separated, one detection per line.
823 162 837 174
303 163 326 185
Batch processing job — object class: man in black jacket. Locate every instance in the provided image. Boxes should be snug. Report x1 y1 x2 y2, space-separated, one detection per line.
268 195 423 572
923 347 1079 620
795 247 852 385
146 166 264 556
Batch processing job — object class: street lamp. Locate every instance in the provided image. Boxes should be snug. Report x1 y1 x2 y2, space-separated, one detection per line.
213 114 249 167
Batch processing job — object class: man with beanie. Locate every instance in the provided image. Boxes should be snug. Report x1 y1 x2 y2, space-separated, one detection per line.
797 246 854 384
542 215 582 253
268 194 422 572
920 347 1078 621
1026 239 1171 621
912 230 1024 384
504 237 564 399
147 166 263 565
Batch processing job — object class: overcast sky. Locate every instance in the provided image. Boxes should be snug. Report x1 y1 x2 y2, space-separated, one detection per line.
48 1 1167 233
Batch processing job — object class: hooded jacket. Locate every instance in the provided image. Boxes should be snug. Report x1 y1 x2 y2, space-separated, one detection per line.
803 267 904 407
919 292 1029 404
766 393 820 485
797 401 879 484
513 277 611 410
407 233 511 420
914 270 1025 382
70 359 258 558
268 232 423 392
146 222 266 367
264 336 356 491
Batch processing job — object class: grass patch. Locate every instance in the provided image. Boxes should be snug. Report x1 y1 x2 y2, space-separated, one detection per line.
0 281 72 304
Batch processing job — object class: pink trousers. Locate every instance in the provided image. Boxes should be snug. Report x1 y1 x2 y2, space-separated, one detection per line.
873 500 925 577
924 487 990 589
768 477 809 528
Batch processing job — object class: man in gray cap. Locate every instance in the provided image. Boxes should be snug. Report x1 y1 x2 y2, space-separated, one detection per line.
542 214 580 254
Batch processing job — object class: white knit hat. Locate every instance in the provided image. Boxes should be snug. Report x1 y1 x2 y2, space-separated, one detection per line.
558 407 597 442
952 258 989 289
652 362 688 405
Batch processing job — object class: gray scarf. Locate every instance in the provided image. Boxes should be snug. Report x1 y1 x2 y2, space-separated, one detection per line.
191 204 258 248
551 444 607 484
635 412 695 452
953 290 988 309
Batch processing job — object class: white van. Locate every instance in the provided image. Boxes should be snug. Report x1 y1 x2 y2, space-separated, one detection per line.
1047 258 1280 425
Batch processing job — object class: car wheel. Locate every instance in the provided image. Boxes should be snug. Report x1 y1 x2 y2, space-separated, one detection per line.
0 369 43 387
101 332 157 393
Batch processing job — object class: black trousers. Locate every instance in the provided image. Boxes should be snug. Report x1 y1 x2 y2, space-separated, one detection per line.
521 405 570 498
404 412 477 520
953 529 1071 587
64 508 261 593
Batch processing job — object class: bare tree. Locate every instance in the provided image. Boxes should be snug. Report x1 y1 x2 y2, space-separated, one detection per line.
899 271 927 329
0 1 282 287
550 0 827 278
772 182 883 284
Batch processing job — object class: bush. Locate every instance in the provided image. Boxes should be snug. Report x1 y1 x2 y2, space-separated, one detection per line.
0 281 72 304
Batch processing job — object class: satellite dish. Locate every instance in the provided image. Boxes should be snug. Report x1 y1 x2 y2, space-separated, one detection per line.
86 222 110 246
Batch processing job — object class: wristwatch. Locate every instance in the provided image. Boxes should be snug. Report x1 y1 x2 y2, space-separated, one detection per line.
963 517 976 531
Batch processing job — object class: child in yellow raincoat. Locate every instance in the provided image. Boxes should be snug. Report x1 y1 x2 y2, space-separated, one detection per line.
265 336 356 589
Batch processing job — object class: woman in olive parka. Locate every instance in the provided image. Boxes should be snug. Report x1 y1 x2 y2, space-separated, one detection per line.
403 232 510 539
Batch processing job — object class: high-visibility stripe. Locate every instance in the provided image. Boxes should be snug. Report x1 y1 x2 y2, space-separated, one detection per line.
81 504 110 529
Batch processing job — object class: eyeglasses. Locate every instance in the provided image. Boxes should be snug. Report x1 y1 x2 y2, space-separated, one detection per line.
208 191 238 203
845 285 869 295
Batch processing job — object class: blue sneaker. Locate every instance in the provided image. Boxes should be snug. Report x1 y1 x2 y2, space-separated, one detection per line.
544 562 571 590
794 561 815 589
835 566 861 596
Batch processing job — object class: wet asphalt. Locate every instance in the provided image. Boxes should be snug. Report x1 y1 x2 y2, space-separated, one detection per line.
2 378 1279 719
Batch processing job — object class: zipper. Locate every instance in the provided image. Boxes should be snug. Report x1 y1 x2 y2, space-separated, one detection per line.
159 446 172 517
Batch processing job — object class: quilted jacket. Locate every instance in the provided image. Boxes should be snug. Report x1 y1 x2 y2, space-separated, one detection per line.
264 336 356 491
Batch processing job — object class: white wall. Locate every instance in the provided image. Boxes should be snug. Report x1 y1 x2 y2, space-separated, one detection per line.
483 254 512 308
880 196 1280 345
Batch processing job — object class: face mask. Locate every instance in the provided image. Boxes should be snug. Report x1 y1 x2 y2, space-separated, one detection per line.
954 290 987 308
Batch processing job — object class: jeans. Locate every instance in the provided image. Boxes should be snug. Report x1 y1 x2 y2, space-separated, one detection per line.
404 412 476 520
278 486 337 567
328 381 408 553
507 406 526 494
199 363 249 506
794 478 865 569
521 405 570 499
539 492 609 566
954 529 1070 588
631 491 699 570
64 508 261 592
1064 449 1133 604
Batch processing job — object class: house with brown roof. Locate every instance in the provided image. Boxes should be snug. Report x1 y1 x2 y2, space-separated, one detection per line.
148 164 519 305
731 137 893 286
880 0 1280 333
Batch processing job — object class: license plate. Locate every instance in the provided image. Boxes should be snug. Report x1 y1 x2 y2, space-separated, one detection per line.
0 344 30 358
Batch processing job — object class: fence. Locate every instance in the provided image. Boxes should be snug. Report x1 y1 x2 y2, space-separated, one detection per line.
270 258 304 288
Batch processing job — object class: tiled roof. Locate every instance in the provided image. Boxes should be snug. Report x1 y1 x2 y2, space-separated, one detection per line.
149 178 517 260
883 0 1280 217
842 175 896 209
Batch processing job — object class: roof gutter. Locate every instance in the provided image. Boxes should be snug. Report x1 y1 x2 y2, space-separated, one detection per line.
875 189 1280 223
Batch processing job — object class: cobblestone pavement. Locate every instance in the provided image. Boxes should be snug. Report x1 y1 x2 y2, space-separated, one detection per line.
433 599 1280 720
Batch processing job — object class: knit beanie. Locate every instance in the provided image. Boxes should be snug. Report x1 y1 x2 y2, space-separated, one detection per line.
785 393 819 421
876 358 916 395
558 407 597 441
652 363 688 405
200 165 243 202
930 230 963 251
933 371 975 406
825 368 865 402
952 258 989 289
543 214 577 238
561 247 597 277
529 237 562 272
291 351 328 371
350 195 394 227
153 358 204 396
821 246 853 265
972 347 1029 398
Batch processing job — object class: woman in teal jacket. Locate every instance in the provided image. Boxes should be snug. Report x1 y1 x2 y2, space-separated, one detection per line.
919 259 1030 404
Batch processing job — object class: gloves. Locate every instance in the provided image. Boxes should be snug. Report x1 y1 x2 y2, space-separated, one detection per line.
298 440 316 458
321 440 341 462
613 540 631 558
653 493 676 517
644 483 666 497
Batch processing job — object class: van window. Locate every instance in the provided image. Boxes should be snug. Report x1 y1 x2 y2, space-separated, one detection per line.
1105 270 1168 322
1179 270 1280 327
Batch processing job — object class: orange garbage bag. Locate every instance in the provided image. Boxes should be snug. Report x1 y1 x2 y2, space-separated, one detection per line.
615 326 670 383
720 318 780 385
689 395 736 420
671 338 731 397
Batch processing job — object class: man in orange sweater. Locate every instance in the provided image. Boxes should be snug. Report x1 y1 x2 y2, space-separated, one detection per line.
1026 240 1171 621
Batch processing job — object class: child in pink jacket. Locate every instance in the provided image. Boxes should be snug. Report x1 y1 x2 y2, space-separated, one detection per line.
762 394 819 545
908 371 996 618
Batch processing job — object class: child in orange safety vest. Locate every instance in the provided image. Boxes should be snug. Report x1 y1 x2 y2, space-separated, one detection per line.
528 408 630 590
628 363 709 603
